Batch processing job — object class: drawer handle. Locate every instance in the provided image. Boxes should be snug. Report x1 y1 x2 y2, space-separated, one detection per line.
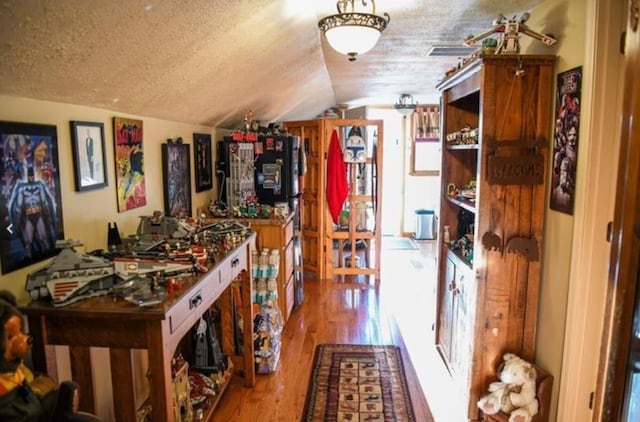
189 291 202 309
231 258 240 267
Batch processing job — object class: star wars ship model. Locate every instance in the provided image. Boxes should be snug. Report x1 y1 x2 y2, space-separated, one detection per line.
25 239 115 306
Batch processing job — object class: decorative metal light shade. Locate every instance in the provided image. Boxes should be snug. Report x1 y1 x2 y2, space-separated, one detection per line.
318 0 390 62
393 94 418 116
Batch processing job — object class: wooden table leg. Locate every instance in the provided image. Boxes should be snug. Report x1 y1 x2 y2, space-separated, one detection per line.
109 348 136 422
26 315 46 371
146 321 174 422
70 346 95 413
240 270 255 387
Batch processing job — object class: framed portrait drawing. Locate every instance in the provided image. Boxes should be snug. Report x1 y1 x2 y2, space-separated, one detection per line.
194 133 213 192
162 141 192 217
70 121 108 191
113 117 146 212
0 121 65 274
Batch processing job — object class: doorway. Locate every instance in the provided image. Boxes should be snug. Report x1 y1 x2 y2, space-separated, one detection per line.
367 107 405 236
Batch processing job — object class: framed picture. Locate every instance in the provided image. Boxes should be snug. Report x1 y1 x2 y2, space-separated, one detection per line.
550 66 582 215
113 117 146 212
193 133 213 192
162 141 192 217
70 121 107 191
0 121 65 274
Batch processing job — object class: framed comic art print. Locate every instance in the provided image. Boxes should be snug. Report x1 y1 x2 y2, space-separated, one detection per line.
113 117 146 212
0 121 65 274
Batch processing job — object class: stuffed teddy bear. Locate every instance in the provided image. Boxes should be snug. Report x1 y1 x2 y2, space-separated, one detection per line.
0 290 100 422
477 353 539 422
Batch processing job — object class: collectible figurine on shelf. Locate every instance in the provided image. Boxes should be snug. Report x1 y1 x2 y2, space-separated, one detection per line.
464 13 557 54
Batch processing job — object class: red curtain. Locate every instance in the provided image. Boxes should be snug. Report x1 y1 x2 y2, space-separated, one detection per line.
326 129 349 224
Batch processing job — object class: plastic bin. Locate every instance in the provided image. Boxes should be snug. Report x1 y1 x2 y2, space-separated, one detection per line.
415 209 437 240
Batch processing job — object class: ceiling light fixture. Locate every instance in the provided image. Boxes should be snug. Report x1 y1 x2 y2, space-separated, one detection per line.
393 94 418 116
318 0 390 62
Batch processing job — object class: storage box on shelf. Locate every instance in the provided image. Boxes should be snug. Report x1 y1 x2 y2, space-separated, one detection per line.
435 54 556 420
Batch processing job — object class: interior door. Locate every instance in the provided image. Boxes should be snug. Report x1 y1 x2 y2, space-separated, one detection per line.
595 2 640 420
622 260 640 420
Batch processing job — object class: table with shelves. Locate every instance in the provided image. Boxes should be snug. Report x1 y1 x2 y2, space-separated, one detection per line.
20 234 256 422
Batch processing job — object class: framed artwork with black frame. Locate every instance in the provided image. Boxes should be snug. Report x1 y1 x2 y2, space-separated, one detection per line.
70 120 108 191
0 120 65 274
194 132 213 192
162 141 192 217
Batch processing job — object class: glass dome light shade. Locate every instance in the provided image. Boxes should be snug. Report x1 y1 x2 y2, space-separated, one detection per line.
324 24 382 56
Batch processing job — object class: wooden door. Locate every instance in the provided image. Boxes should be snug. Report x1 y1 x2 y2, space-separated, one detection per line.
283 120 326 278
595 2 640 420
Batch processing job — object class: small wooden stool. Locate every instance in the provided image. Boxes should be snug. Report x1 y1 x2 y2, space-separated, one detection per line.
483 363 554 422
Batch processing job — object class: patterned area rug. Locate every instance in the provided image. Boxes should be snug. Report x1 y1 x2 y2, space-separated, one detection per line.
302 344 416 421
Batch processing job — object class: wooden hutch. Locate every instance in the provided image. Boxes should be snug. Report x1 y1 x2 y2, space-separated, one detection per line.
435 54 556 420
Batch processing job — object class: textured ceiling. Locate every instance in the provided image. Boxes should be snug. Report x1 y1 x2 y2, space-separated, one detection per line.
0 0 547 129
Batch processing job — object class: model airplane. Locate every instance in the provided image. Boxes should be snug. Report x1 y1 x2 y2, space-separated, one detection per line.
464 13 557 54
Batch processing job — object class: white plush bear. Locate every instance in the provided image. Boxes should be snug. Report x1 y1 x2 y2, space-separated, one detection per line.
477 353 539 422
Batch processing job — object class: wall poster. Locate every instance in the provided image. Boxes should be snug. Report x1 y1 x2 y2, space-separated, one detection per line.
113 117 146 212
162 141 192 218
550 66 582 215
0 121 65 274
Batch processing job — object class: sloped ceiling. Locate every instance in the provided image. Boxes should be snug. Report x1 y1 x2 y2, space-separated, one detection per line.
0 0 547 129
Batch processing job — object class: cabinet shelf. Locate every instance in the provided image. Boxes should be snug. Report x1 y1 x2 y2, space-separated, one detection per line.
445 196 476 213
331 230 376 239
446 143 480 151
197 368 233 421
443 244 473 270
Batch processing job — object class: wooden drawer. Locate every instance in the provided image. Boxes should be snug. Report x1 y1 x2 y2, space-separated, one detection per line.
285 272 295 321
168 269 221 334
219 244 248 286
284 217 294 244
284 239 294 281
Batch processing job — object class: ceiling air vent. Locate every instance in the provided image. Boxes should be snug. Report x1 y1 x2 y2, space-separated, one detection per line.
427 46 478 57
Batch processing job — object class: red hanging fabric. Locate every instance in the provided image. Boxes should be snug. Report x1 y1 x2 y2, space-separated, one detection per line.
326 129 349 224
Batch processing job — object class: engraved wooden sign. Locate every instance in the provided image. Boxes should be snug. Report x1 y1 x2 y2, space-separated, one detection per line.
487 154 545 185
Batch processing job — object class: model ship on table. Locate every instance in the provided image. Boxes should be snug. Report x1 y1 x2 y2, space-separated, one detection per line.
25 239 116 307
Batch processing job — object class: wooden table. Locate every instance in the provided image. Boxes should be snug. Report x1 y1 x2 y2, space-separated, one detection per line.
21 234 256 422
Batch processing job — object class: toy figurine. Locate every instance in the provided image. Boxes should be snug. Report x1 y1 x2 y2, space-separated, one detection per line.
0 290 101 421
464 13 557 54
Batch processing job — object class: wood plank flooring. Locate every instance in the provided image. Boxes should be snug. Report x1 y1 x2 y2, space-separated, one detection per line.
211 241 438 422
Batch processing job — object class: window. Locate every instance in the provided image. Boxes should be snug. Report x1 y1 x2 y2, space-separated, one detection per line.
410 105 441 175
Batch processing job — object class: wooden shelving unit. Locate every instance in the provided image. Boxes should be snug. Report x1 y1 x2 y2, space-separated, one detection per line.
284 119 384 280
435 55 556 420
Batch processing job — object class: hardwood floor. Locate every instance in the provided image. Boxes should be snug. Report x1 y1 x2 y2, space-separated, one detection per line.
211 240 438 422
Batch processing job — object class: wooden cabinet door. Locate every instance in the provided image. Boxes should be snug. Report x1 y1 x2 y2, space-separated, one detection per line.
437 256 456 371
283 120 325 278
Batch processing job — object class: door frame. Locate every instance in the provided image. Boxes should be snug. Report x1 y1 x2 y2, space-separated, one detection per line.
557 0 626 420
592 0 640 419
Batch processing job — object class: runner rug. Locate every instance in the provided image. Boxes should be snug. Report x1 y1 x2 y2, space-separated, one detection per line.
302 344 416 422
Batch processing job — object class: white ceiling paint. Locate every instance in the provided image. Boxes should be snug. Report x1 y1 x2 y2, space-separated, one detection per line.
0 0 547 129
